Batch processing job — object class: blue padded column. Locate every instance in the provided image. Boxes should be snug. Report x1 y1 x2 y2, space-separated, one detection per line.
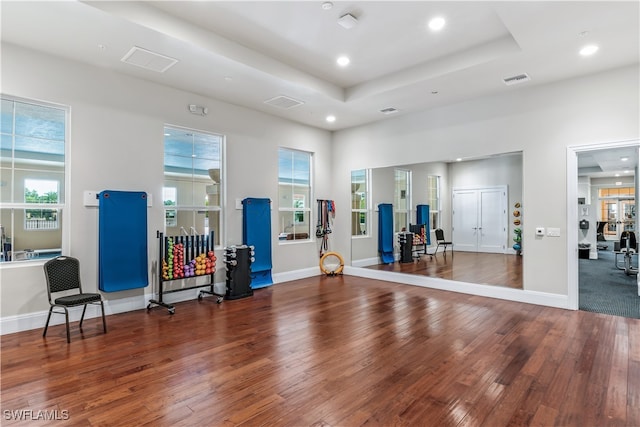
378 203 394 264
242 198 273 288
416 204 431 245
98 190 148 292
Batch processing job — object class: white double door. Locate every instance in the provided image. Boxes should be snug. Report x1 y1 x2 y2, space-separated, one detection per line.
452 186 508 253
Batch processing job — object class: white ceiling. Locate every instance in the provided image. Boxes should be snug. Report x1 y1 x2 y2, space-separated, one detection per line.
2 1 638 133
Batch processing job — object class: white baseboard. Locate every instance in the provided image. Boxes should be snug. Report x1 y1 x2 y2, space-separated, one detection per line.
351 257 380 268
1 267 323 335
273 266 321 283
343 266 570 309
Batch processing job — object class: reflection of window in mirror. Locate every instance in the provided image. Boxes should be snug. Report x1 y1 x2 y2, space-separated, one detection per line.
351 169 369 236
164 125 223 245
163 187 177 227
278 148 312 241
394 169 411 232
426 175 440 230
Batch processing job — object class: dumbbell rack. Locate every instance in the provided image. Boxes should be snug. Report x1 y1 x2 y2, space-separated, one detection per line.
148 230 223 315
224 245 254 300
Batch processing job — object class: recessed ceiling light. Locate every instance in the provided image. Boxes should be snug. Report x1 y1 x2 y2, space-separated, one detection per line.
456 158 462 162
615 173 621 177
621 157 629 161
579 45 599 56
428 17 446 31
326 115 336 123
164 133 170 137
337 56 350 67
624 169 631 173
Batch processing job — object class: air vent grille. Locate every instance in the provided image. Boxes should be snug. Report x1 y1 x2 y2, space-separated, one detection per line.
264 95 305 109
503 73 531 86
121 46 178 73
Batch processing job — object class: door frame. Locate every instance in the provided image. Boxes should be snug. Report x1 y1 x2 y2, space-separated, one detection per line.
567 139 640 310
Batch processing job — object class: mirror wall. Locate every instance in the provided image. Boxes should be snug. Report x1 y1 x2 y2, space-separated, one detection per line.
351 152 523 289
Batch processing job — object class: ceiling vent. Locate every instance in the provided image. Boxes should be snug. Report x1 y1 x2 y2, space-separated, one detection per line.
264 95 305 109
338 13 358 29
502 73 531 86
121 46 178 73
380 107 399 115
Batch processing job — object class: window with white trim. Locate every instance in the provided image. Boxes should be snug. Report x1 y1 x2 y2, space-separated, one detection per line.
351 169 369 236
394 169 411 232
1 96 67 262
426 175 440 229
278 148 312 241
163 126 223 246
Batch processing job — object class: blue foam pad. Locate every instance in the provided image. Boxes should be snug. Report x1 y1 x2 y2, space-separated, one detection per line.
378 203 394 264
99 190 148 292
243 198 273 288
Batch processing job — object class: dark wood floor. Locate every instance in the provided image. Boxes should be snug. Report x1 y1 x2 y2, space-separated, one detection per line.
1 275 638 426
366 251 523 289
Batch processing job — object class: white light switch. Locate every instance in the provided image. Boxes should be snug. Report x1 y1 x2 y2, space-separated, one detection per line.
547 227 561 237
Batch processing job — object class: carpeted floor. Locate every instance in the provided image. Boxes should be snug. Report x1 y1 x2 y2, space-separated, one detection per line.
579 241 640 319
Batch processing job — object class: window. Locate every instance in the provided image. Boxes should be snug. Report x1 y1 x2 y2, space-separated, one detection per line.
394 169 411 232
351 169 369 236
163 126 223 246
1 96 67 262
24 178 60 230
278 148 312 241
426 175 440 229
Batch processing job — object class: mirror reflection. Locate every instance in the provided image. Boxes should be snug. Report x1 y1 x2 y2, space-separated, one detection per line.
351 152 523 289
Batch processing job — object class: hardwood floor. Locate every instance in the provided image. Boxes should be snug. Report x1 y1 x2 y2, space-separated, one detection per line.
366 251 523 289
1 275 638 426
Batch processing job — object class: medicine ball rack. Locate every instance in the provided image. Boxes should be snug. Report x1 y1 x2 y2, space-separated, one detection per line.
147 230 223 315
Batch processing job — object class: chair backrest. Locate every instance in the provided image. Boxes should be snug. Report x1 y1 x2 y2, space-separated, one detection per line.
621 231 637 250
409 223 424 235
44 256 83 297
435 228 445 242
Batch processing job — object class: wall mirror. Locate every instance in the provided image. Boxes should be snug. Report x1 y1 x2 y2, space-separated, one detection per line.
351 151 523 289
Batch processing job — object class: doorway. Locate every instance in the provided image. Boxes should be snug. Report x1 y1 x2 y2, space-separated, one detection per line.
569 142 640 317
452 186 508 253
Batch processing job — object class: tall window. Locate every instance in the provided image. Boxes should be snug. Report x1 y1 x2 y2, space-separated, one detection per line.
351 169 369 236
278 148 312 241
1 96 67 262
426 175 440 229
394 169 411 232
163 126 223 246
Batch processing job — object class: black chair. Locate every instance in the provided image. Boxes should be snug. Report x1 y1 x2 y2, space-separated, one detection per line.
432 228 453 256
43 256 107 343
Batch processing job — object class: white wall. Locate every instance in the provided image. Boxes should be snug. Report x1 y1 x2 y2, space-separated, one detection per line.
332 64 640 297
0 44 332 324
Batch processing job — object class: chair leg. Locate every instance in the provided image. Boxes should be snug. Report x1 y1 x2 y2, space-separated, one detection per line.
79 304 88 328
43 307 53 337
100 301 107 333
63 307 70 343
